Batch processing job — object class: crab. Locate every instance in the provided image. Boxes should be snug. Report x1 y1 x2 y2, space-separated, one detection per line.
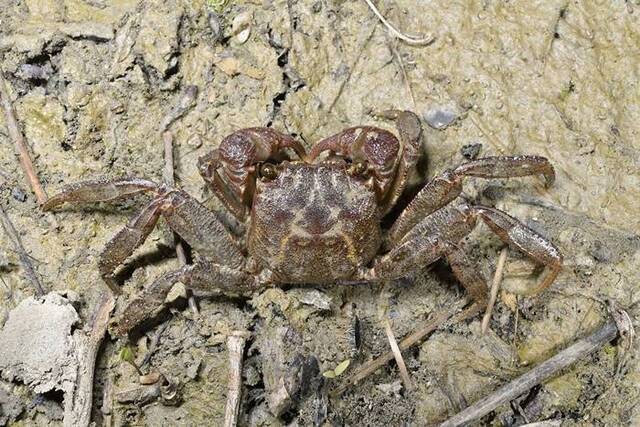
43 110 562 336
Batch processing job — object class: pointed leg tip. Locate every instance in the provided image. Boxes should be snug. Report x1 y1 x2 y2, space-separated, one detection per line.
372 109 401 120
41 197 60 211
544 173 556 188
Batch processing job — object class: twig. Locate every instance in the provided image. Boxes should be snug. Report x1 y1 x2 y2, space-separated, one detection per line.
161 86 200 317
162 131 198 316
141 322 169 368
160 85 198 133
363 0 435 46
387 35 416 109
383 318 412 391
100 374 114 427
439 317 623 427
482 247 508 334
332 300 481 396
0 70 47 205
224 330 251 427
63 292 116 427
0 204 45 295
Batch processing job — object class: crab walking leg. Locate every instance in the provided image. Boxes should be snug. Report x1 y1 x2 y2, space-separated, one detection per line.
445 246 489 305
159 190 244 268
365 201 562 299
44 178 245 284
42 177 158 209
109 261 257 336
365 203 475 282
388 156 556 244
99 199 165 293
473 205 563 294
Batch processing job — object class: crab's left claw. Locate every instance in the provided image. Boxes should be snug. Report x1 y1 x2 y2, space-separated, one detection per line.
198 128 307 221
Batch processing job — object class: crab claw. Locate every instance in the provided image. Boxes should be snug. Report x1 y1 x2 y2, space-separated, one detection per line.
308 125 401 199
198 127 307 221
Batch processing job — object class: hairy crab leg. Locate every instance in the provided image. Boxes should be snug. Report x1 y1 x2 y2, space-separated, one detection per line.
99 199 165 293
42 177 158 208
445 245 489 305
388 155 556 245
365 203 475 282
472 205 563 295
44 178 245 291
363 201 562 302
109 261 257 336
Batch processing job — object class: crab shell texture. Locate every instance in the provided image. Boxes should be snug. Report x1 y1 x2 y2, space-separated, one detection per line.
248 161 383 283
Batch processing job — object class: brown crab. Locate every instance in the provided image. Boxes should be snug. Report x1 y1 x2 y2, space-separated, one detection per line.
43 110 562 336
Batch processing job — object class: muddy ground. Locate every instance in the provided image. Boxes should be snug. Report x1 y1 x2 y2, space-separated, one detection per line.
1 0 639 426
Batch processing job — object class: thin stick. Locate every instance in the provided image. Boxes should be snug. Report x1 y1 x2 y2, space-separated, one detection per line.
482 247 508 334
387 35 416 109
0 204 45 295
332 300 481 396
439 318 621 427
101 374 114 427
64 293 115 427
162 131 199 316
363 0 435 46
224 330 251 427
383 318 412 391
161 85 199 316
0 70 47 205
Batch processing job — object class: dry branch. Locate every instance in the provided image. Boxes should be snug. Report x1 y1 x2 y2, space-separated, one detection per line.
162 131 198 315
383 318 412 391
482 247 508 334
439 318 622 427
224 330 251 427
0 70 47 204
161 85 200 316
332 300 482 396
64 293 115 427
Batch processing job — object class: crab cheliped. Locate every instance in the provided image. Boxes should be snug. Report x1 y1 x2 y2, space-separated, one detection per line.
44 111 562 336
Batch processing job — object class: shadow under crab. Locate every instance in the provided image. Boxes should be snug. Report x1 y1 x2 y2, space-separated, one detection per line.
43 110 563 336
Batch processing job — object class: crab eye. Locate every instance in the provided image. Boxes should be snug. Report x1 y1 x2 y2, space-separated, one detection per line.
259 163 278 181
348 160 368 176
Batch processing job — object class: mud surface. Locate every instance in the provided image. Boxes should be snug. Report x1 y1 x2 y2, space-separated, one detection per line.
1 1 639 426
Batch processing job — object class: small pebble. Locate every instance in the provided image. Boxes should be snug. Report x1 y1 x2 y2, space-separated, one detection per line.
298 289 331 311
139 371 162 385
165 282 187 303
11 187 27 202
232 12 252 44
208 13 223 42
423 106 458 130
186 358 202 380
187 134 203 149
16 63 53 81
461 143 482 160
